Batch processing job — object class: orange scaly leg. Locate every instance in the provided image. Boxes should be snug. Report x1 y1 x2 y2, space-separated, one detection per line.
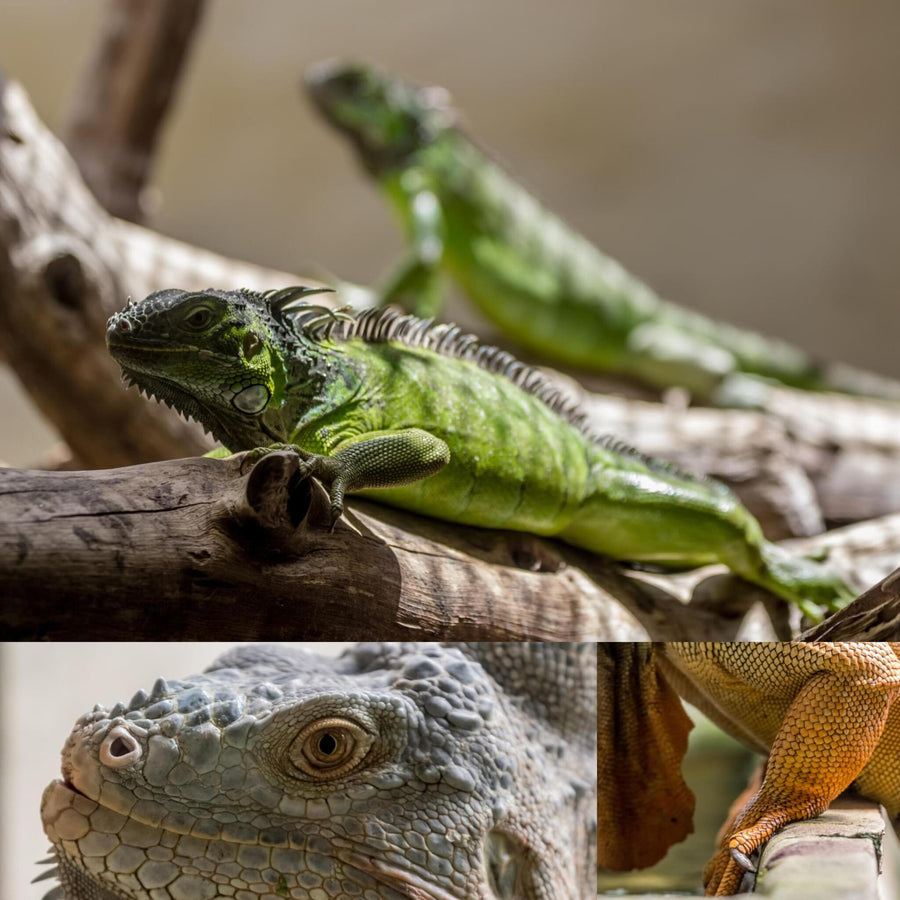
704 671 894 896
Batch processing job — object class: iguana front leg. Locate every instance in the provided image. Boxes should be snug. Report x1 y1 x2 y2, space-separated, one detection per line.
703 672 897 896
243 429 450 527
380 172 447 317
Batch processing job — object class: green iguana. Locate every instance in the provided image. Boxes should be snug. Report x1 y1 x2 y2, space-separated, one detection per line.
306 60 900 405
106 285 852 619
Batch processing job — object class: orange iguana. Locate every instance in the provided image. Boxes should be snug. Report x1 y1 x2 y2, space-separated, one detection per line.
598 642 900 896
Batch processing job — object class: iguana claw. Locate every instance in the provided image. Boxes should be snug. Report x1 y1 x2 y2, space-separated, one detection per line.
730 846 755 872
328 505 343 532
240 443 314 475
241 444 347 529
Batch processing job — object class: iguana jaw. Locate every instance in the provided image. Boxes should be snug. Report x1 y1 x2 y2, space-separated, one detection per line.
108 339 285 448
41 780 469 900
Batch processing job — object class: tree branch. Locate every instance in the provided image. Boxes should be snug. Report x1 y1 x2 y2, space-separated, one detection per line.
0 71 306 467
2 452 898 641
61 0 206 222
0 453 644 641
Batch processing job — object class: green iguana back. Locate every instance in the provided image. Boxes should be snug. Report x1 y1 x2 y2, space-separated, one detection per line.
107 286 852 620
306 60 900 405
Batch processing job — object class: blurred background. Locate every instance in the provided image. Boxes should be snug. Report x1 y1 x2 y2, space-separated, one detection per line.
2 0 900 464
3 1 900 895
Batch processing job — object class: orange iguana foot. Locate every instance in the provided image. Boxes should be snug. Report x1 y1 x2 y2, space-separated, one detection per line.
702 800 829 896
600 643 900 896
661 644 900 896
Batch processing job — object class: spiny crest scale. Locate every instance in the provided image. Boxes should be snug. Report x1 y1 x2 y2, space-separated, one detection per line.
288 304 711 485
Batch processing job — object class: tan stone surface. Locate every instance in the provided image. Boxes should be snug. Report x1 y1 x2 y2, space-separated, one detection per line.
754 797 884 898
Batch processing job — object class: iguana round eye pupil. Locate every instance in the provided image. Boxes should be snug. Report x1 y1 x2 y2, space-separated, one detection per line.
288 717 374 780
186 308 211 328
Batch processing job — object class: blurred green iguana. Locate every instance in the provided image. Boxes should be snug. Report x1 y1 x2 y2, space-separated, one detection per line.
307 60 900 406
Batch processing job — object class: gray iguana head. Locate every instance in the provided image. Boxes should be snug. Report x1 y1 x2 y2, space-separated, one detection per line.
306 60 456 176
40 643 596 900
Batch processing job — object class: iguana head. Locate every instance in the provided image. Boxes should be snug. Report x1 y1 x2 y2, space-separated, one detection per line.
307 60 455 175
106 286 332 450
39 643 594 899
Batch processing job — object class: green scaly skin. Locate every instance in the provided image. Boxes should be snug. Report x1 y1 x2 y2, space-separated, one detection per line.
107 286 853 620
306 60 900 406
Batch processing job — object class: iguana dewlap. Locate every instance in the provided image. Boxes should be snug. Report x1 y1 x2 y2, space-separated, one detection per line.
597 642 900 896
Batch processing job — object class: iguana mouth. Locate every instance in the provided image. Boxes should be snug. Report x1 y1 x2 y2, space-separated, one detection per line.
106 334 188 351
60 777 88 799
49 776 96 805
43 780 467 900
334 847 464 900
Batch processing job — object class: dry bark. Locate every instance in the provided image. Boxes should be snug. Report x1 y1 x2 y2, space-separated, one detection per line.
0 452 656 641
2 451 899 641
0 71 305 468
61 0 206 222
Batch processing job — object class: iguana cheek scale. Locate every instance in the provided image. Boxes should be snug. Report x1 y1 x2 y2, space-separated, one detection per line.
107 286 854 619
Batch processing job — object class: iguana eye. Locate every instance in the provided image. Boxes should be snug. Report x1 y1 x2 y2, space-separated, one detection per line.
242 331 262 359
289 717 373 779
183 307 212 330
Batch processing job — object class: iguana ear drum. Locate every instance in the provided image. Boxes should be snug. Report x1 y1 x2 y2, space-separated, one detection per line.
288 717 375 779
232 384 270 414
242 331 263 359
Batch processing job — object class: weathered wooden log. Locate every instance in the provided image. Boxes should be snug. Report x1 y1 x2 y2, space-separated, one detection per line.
3 451 899 641
0 453 644 641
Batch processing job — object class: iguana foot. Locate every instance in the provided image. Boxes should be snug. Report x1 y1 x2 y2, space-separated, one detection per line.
703 841 757 896
241 445 350 527
705 816 791 895
239 443 318 475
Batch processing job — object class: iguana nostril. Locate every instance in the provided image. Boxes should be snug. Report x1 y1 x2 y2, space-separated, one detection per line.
99 725 142 767
117 319 131 332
